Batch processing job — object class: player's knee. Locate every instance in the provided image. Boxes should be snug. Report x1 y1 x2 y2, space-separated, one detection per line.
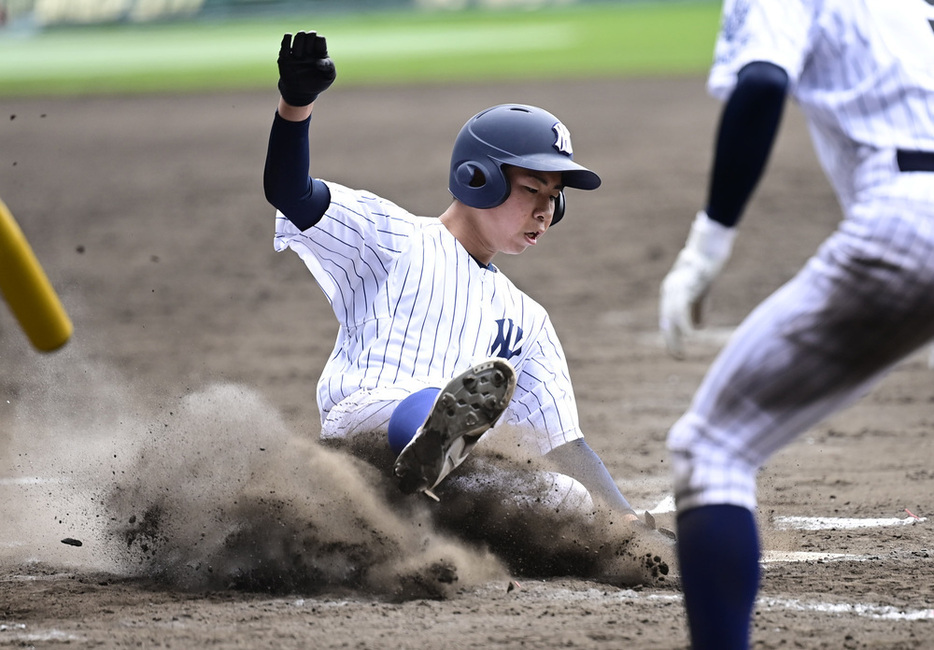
668 415 759 512
670 445 758 513
541 472 594 514
387 387 441 454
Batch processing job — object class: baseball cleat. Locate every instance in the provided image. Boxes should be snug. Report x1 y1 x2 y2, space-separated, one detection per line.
393 358 517 498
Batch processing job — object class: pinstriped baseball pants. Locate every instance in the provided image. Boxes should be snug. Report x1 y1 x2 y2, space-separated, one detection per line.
669 189 934 513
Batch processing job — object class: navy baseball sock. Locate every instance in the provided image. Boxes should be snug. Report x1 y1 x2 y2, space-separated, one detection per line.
676 504 760 650
387 387 441 455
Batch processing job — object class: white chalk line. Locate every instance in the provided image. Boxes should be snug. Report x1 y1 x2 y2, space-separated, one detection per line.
0 476 68 486
2 589 930 640
641 496 933 618
0 572 77 582
647 495 925 564
758 597 934 621
761 550 870 563
773 515 927 530
0 623 83 642
0 541 27 549
495 585 934 622
649 497 926 531
0 489 929 626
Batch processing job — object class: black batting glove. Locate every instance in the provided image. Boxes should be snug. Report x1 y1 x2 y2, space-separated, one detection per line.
277 31 336 107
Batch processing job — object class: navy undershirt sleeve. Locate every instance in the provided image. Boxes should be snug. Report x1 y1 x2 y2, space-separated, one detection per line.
705 61 789 228
263 111 331 231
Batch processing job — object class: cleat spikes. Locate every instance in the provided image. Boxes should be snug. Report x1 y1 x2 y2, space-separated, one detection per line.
393 359 517 497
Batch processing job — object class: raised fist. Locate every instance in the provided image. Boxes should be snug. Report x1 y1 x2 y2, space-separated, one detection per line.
277 31 337 107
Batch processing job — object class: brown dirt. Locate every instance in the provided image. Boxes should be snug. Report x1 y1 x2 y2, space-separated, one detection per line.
1 78 932 649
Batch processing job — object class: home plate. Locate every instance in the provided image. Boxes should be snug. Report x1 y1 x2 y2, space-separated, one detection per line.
648 495 676 514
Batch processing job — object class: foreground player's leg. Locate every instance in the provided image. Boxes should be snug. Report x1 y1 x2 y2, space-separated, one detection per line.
677 504 760 650
392 359 516 498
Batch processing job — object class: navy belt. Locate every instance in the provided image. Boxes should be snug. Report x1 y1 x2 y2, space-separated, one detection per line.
896 149 934 173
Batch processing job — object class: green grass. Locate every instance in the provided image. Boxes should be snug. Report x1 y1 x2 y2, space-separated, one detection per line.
0 1 720 97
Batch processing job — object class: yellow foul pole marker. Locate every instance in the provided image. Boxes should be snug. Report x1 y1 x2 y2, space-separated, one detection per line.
0 196 72 352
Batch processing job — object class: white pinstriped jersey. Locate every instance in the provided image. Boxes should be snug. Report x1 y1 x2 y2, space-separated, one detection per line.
709 0 934 208
274 181 583 455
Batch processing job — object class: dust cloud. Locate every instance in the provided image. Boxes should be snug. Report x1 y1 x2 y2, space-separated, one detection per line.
1 339 505 599
1 338 673 599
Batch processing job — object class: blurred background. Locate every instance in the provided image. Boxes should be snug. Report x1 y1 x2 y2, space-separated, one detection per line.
0 0 721 96
1 0 702 28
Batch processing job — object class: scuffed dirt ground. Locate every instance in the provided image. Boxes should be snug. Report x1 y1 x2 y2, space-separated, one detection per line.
2 78 932 648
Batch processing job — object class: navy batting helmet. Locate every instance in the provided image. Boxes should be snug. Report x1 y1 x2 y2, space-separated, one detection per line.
448 104 601 225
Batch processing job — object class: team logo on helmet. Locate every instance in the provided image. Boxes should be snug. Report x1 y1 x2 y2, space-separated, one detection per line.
552 122 573 156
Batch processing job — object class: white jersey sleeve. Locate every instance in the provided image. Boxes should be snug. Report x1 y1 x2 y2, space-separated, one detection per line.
707 0 812 101
273 181 417 319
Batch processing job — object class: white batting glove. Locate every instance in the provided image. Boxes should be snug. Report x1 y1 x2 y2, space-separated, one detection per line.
659 211 737 359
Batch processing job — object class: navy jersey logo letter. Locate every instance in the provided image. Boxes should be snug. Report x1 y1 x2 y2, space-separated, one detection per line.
491 318 524 360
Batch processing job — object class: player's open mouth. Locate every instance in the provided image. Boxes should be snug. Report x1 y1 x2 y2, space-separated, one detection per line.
526 231 542 244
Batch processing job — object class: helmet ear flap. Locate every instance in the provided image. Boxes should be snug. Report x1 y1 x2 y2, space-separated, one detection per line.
452 160 510 209
552 190 566 225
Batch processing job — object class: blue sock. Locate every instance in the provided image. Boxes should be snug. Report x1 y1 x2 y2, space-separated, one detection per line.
387 387 440 455
677 504 760 650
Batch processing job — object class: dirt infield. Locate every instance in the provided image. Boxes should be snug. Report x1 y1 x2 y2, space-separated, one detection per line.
2 78 933 648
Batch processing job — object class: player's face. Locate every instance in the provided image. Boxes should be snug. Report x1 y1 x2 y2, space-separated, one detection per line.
488 166 563 255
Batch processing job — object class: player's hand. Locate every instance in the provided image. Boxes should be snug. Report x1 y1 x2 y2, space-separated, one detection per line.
277 31 336 107
659 211 736 359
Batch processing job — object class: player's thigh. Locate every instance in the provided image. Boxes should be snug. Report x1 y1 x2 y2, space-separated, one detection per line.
685 208 934 463
321 385 426 470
